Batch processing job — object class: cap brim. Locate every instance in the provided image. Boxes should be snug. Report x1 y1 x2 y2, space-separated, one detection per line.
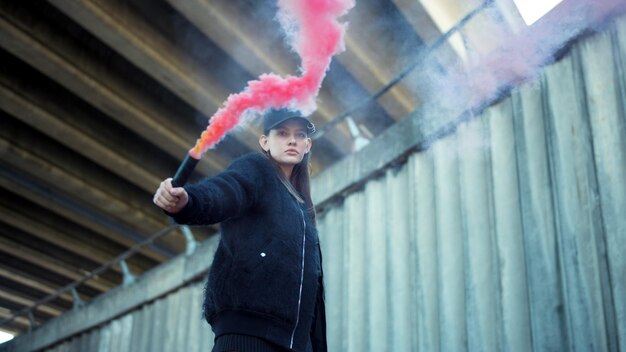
266 116 316 135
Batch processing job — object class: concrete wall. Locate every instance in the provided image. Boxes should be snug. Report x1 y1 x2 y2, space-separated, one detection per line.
2 14 625 352
315 19 626 352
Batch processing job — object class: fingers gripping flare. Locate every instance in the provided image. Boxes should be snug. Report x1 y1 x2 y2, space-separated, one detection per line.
153 178 189 214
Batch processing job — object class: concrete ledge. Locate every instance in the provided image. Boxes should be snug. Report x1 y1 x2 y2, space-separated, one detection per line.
312 106 472 210
1 234 220 352
313 110 424 209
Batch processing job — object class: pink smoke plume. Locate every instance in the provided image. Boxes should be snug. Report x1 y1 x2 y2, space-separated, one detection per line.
189 0 355 159
419 0 626 126
464 0 626 106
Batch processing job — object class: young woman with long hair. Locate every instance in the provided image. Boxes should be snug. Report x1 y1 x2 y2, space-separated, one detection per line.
153 109 326 352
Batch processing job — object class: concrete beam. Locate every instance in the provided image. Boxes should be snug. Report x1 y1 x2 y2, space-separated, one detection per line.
0 236 114 293
46 0 264 153
412 0 508 58
0 3 225 174
46 0 221 109
338 2 421 120
0 187 157 272
0 136 185 254
0 311 32 334
0 170 171 263
0 326 22 338
392 0 459 66
0 83 161 194
0 204 147 276
0 290 62 318
0 265 79 305
393 0 444 44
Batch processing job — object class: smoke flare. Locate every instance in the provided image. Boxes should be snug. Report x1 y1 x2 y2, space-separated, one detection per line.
189 0 355 159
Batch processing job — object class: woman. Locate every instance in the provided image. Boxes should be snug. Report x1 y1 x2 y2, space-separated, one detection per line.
153 109 326 352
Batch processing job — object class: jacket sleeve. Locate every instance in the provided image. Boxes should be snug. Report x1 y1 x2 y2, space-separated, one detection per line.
169 153 270 225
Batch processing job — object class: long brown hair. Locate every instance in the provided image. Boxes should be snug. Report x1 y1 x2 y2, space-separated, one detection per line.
263 150 317 226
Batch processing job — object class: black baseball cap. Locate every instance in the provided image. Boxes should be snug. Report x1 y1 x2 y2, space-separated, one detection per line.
262 108 316 135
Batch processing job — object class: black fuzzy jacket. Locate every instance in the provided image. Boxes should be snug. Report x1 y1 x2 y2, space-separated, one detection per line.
170 152 325 352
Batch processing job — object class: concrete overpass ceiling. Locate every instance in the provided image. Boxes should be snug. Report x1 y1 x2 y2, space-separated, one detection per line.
0 0 524 337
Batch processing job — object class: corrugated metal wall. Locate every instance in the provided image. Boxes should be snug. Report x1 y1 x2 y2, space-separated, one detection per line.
13 15 625 352
316 20 626 352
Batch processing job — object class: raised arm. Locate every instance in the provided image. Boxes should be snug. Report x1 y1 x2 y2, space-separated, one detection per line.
154 153 269 226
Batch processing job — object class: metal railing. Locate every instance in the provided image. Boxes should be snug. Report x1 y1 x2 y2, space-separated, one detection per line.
0 224 193 332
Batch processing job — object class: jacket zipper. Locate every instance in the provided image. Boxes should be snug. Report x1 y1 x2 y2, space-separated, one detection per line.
290 208 306 349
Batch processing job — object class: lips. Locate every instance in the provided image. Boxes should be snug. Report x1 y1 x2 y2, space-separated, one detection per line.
286 149 299 155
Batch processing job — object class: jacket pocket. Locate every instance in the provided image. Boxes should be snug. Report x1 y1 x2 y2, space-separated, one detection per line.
228 237 300 321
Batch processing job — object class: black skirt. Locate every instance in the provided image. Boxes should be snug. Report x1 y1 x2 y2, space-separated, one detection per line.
212 334 288 352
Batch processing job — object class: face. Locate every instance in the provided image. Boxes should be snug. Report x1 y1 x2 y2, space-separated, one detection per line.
259 119 312 169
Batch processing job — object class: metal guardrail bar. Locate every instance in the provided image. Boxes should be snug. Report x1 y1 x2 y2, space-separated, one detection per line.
0 224 181 329
313 0 495 139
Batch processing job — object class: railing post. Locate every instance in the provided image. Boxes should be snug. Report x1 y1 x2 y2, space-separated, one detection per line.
71 287 84 311
120 259 135 286
27 311 36 333
182 225 198 256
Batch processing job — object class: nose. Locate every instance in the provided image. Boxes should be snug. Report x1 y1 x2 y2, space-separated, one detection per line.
288 135 296 145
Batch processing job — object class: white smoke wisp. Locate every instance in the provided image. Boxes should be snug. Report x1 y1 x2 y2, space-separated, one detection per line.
411 0 626 135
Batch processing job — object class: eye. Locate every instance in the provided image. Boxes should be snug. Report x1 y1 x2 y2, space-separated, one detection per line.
296 132 307 138
277 130 287 136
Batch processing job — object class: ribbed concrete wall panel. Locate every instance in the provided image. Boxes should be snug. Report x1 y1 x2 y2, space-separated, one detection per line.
344 191 366 352
386 164 412 352
36 283 215 352
513 80 567 351
408 152 438 352
320 200 345 351
488 100 531 352
364 179 388 351
582 25 626 350
433 135 466 352
457 117 498 352
546 52 610 351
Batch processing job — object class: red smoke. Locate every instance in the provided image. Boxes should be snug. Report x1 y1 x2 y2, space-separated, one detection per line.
190 0 355 159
